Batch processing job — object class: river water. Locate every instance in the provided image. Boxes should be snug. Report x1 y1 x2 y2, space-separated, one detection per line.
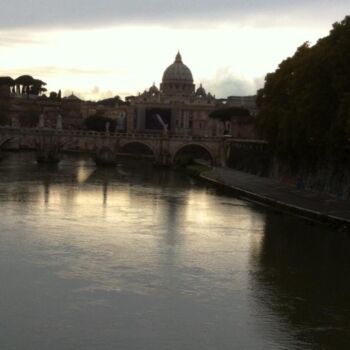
0 152 349 350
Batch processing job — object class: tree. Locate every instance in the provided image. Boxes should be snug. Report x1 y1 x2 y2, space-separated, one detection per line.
96 96 126 107
210 106 251 134
84 115 115 132
15 75 35 95
49 92 58 100
210 106 250 122
256 16 350 171
12 76 47 96
0 77 14 87
31 79 47 95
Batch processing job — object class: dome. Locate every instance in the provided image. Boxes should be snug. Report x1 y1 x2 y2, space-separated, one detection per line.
160 52 195 96
162 52 193 83
66 93 81 101
149 83 159 94
196 84 206 97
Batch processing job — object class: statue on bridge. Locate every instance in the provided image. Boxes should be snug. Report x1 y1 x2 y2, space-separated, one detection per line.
38 113 45 128
105 121 110 134
163 124 168 137
56 114 62 130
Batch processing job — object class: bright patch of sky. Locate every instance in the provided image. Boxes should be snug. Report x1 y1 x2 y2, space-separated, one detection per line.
0 1 348 100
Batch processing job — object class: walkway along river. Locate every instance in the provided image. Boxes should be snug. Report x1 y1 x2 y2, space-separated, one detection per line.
201 166 350 228
0 152 349 350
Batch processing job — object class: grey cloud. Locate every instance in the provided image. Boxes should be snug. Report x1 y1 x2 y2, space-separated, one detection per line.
201 70 264 97
0 0 348 29
0 67 118 78
63 87 120 101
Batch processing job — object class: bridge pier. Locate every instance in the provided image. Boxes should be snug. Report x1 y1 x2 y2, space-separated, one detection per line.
154 137 172 166
35 133 62 164
154 152 172 167
95 147 117 166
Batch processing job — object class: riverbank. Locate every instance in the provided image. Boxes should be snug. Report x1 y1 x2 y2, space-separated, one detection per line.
201 167 350 228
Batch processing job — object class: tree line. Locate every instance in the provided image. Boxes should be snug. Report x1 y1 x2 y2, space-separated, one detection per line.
0 75 47 96
256 16 350 173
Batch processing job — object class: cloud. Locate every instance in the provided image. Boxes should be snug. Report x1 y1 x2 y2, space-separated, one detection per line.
63 86 123 101
22 67 112 76
0 67 119 79
0 0 348 29
0 31 46 47
201 68 264 97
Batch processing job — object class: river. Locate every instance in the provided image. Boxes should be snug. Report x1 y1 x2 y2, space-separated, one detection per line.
0 152 349 350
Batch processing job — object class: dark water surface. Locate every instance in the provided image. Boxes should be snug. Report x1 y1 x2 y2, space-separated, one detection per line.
0 152 349 350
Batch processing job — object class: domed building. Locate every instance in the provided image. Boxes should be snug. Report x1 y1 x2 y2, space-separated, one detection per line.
195 84 207 98
126 51 222 137
160 52 195 96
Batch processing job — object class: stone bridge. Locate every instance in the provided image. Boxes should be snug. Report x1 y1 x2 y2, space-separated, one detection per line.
0 127 231 166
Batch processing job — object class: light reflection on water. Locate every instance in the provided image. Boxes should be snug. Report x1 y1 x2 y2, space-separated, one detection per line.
0 152 349 350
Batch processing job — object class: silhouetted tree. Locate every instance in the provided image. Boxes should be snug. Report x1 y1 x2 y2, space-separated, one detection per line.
31 79 47 95
49 92 58 100
0 77 14 87
257 15 350 171
96 95 126 107
15 75 34 95
210 106 251 134
84 115 115 132
210 106 250 122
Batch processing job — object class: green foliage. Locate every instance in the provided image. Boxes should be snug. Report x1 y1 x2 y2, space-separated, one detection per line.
96 96 126 107
257 16 350 170
210 106 250 122
84 115 115 132
0 77 14 86
49 92 58 100
15 75 34 87
0 75 47 96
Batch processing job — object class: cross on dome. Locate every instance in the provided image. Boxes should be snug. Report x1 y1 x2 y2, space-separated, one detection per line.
175 51 182 63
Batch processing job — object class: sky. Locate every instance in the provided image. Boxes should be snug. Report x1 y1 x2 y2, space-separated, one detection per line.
0 1 348 100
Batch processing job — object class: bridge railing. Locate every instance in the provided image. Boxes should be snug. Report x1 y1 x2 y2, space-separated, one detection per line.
0 126 267 144
0 127 228 142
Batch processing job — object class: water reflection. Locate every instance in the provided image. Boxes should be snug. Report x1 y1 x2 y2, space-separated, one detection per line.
0 152 348 350
250 214 350 349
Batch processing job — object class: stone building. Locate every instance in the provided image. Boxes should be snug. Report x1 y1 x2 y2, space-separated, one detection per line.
125 52 258 138
126 52 222 136
226 95 258 116
0 53 258 137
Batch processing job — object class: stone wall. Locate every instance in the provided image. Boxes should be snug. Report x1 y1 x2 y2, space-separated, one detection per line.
227 141 350 199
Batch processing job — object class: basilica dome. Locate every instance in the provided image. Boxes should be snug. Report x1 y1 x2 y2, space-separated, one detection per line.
162 52 193 83
160 52 195 96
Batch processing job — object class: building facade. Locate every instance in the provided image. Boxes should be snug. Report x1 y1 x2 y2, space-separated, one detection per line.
126 52 224 136
0 52 258 138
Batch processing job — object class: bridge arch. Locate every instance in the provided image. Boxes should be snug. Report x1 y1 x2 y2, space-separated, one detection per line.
119 141 156 159
172 143 215 166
